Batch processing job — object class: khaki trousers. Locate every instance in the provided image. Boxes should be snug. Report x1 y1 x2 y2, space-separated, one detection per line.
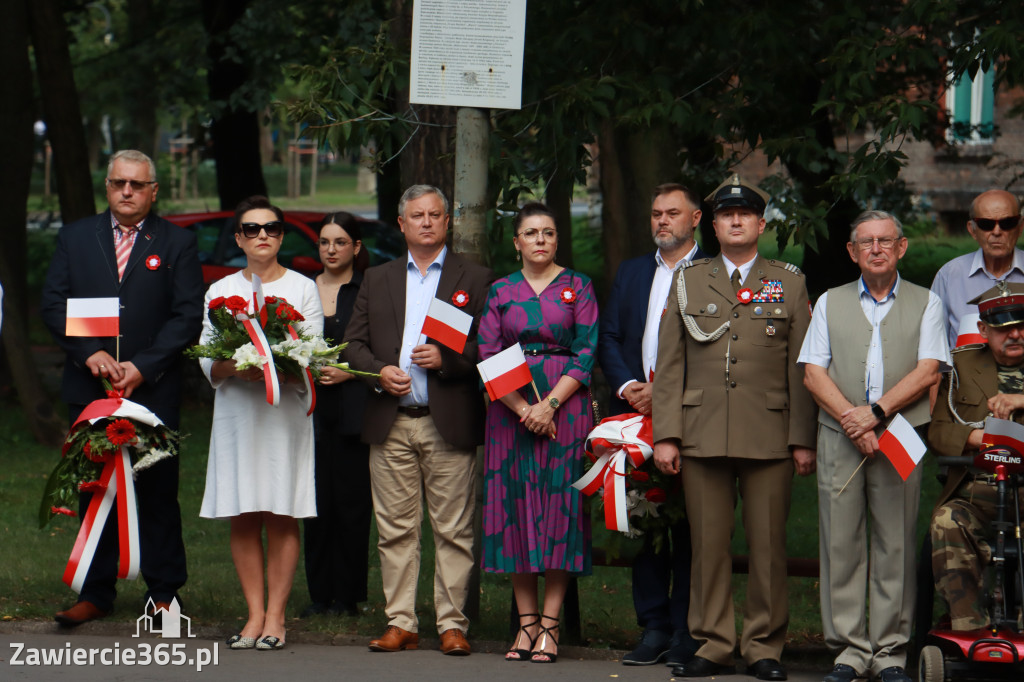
817 425 920 676
682 456 794 665
369 413 477 634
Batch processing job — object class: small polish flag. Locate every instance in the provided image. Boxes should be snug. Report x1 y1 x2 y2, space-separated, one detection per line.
477 343 533 401
422 298 474 353
878 413 927 481
981 417 1024 453
955 313 985 347
66 298 120 337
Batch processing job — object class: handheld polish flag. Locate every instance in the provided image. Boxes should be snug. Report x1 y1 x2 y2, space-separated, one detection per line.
66 298 120 337
878 413 927 481
477 343 533 400
422 298 474 354
955 313 985 348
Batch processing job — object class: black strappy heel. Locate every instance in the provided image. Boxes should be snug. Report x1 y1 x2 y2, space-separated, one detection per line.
505 613 540 661
531 615 559 663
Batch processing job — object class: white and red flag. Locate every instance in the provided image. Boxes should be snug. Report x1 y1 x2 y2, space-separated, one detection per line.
477 343 533 401
878 413 927 481
981 416 1024 452
66 297 120 337
422 298 474 354
955 313 985 348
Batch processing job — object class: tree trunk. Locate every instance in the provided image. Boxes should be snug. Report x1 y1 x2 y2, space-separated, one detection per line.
545 160 574 270
28 0 96 224
400 104 456 208
203 0 268 210
1 0 64 445
121 0 158 159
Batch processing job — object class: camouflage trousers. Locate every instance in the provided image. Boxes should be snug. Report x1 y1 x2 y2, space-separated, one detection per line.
931 480 1024 630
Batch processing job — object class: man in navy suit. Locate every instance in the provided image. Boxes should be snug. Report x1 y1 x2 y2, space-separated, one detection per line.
599 183 706 666
41 150 204 626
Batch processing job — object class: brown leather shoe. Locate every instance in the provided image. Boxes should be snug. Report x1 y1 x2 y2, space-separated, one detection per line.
439 628 471 656
368 625 419 652
55 601 110 626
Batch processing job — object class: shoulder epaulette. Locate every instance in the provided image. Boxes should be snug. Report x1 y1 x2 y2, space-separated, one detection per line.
767 259 803 276
951 343 986 354
683 258 712 270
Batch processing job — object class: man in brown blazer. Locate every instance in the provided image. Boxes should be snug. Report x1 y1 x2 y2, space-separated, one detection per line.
652 175 817 681
343 185 492 656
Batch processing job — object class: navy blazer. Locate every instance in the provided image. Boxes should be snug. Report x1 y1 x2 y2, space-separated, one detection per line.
599 246 706 416
40 210 205 427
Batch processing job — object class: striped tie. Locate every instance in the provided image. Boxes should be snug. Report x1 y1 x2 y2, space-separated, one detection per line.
114 223 138 281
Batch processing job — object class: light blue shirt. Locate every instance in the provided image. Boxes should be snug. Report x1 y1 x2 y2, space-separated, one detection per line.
798 275 951 403
931 248 1024 348
399 247 447 406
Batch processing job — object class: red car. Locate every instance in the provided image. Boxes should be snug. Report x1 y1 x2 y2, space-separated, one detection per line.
164 210 404 284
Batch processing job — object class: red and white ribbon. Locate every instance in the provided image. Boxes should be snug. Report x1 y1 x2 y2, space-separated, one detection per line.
241 274 280 406
286 324 317 416
572 413 654 533
62 397 161 593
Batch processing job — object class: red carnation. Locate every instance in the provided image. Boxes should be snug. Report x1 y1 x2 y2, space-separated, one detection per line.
106 419 137 446
78 480 106 493
645 487 667 504
51 506 77 518
224 295 249 313
265 296 278 304
629 470 650 482
208 296 226 309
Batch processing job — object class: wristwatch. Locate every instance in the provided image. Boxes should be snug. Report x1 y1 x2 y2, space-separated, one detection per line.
870 402 886 421
548 396 560 410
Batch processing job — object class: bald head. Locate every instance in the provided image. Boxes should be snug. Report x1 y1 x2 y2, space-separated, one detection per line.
967 190 1023 272
971 189 1020 222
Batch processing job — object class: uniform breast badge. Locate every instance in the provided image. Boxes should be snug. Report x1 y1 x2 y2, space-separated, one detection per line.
751 279 784 303
766 321 776 337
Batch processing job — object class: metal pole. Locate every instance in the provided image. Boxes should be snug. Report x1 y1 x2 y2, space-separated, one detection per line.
452 107 489 264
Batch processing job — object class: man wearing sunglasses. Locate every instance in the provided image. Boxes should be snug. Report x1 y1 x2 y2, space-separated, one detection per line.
41 149 204 627
931 190 1024 349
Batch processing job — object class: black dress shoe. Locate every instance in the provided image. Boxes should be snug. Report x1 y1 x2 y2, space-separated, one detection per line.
672 655 737 677
664 629 700 666
876 666 911 682
300 602 330 618
823 663 862 682
748 658 787 681
622 629 670 665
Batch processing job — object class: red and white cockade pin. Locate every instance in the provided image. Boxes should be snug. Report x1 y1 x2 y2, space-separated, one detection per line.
145 255 161 270
560 287 577 304
451 290 469 308
737 287 753 304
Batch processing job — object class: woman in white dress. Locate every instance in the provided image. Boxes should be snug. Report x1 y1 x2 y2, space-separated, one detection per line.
198 196 322 651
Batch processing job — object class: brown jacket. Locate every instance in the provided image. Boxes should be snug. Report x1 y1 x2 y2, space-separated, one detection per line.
652 254 817 458
343 252 493 450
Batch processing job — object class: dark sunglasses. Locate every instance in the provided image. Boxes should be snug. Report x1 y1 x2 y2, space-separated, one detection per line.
107 178 156 191
238 221 284 238
973 216 1021 232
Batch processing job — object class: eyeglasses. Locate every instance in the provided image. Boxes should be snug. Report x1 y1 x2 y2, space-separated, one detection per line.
516 228 557 242
238 221 284 238
972 216 1021 232
106 178 156 191
853 236 901 251
319 239 353 248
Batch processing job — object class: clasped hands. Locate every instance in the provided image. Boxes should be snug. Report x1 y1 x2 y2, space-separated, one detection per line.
519 401 556 439
840 405 880 457
86 350 143 397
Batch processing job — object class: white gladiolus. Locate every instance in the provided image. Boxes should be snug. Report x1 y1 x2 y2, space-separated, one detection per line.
133 449 173 477
232 343 267 370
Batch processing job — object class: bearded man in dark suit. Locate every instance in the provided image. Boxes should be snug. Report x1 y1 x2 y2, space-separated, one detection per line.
41 149 204 626
343 184 492 656
599 183 705 667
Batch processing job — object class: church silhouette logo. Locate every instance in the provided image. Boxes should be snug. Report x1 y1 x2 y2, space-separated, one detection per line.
134 597 194 638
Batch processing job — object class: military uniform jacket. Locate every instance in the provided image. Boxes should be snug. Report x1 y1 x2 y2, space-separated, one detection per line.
929 347 1024 510
652 254 817 459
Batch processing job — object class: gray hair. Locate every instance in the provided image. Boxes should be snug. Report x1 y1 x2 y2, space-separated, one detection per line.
399 184 448 217
849 210 903 242
107 150 157 183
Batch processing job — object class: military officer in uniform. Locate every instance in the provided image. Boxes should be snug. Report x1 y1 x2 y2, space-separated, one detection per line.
652 175 818 681
929 283 1024 632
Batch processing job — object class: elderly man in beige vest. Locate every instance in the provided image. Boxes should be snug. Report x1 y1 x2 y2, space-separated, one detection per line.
799 210 950 682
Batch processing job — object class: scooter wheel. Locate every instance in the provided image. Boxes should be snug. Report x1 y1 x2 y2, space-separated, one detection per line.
919 645 946 682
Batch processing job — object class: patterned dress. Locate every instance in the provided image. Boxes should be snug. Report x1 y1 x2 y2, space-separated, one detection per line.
478 268 597 574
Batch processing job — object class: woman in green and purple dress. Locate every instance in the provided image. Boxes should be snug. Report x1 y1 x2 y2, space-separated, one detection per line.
478 202 597 664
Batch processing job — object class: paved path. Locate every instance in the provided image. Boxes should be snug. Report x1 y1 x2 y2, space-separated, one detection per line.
1 627 831 681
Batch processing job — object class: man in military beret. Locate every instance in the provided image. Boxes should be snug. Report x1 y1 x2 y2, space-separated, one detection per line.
652 174 817 681
799 210 949 682
929 282 1024 632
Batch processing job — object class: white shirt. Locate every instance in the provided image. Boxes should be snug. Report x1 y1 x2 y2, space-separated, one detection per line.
798 275 950 403
722 254 757 286
618 243 699 397
399 247 446 406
